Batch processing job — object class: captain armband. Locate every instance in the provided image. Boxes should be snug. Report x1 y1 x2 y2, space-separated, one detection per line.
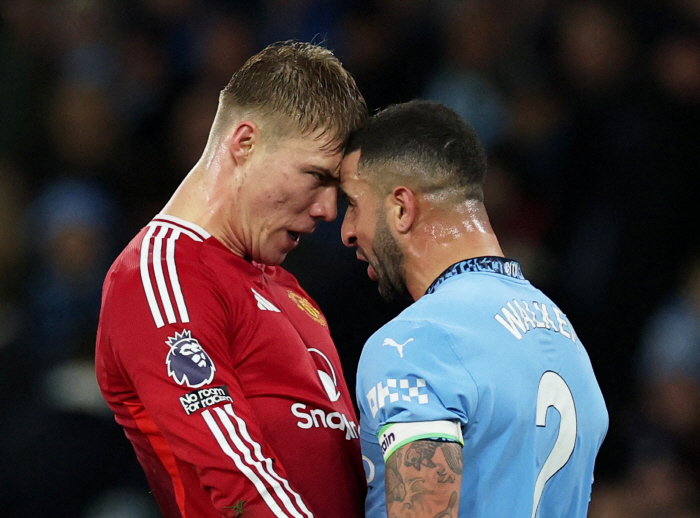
378 420 464 461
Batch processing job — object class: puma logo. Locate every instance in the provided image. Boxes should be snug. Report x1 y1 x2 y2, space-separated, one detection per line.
382 338 414 358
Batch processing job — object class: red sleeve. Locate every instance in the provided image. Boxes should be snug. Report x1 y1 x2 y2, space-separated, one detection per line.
97 232 315 518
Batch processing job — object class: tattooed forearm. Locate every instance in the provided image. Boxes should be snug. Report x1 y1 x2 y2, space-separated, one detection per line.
385 440 463 518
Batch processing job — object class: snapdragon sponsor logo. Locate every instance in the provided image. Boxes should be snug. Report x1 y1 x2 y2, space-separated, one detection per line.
291 403 359 440
180 385 232 415
308 348 341 402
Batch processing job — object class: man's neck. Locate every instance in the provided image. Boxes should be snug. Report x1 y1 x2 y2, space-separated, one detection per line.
403 217 504 300
160 163 247 258
161 166 211 226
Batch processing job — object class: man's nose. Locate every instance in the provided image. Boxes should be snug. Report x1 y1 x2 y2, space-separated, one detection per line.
310 186 338 222
341 211 357 247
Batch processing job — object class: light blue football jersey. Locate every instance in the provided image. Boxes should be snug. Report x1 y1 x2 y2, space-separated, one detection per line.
357 257 608 518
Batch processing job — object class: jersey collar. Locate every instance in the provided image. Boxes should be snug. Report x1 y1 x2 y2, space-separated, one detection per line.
425 256 525 295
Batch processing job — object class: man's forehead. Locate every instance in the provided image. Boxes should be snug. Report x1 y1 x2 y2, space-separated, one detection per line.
277 128 341 152
278 132 344 175
340 150 362 182
297 125 347 153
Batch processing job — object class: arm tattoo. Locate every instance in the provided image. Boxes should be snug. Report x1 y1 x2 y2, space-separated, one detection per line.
441 444 463 475
386 450 407 502
433 491 458 518
404 441 438 470
386 440 463 518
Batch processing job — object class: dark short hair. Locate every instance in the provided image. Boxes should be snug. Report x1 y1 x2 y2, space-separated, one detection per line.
346 100 487 201
219 41 367 150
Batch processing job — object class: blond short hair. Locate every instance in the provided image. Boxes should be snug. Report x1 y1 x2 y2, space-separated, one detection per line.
216 41 367 150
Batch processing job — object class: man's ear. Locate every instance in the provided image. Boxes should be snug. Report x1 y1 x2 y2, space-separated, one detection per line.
387 186 417 234
229 121 258 164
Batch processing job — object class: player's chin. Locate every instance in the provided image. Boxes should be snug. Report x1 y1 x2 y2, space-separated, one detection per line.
253 246 287 266
258 234 300 265
261 251 288 266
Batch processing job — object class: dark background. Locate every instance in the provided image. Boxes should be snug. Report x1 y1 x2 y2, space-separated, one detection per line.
0 0 699 516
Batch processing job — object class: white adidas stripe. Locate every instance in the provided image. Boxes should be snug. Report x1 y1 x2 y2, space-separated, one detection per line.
141 225 165 328
203 404 313 517
225 406 313 517
155 214 211 239
166 229 189 323
147 220 204 242
153 225 177 325
140 223 191 328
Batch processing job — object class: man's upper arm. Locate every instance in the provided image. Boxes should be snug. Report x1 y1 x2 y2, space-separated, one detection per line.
385 438 463 518
357 319 476 427
357 319 474 518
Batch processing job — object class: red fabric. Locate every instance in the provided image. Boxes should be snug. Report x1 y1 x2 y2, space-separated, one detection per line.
96 216 365 518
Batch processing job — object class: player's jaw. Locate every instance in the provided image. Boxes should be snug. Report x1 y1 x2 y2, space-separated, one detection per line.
258 190 336 264
367 217 411 301
355 249 379 281
264 224 316 264
285 223 319 247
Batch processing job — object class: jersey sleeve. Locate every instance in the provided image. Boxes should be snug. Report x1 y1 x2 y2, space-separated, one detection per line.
99 260 314 518
356 319 477 451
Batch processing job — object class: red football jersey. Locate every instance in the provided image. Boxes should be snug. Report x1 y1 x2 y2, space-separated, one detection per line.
96 215 365 518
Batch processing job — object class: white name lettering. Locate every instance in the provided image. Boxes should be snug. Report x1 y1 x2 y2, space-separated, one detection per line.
494 300 576 344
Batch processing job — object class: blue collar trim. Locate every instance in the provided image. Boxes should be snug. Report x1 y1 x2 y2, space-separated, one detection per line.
425 256 525 295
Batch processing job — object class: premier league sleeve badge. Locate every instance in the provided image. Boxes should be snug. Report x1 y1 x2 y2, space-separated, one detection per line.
165 330 216 388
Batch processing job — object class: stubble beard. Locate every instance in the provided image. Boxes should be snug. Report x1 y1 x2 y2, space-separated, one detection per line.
372 216 411 302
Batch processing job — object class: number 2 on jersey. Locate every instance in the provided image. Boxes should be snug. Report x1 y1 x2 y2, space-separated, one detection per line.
532 371 577 518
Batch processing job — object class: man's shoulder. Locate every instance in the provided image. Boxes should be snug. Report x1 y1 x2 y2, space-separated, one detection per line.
109 222 207 275
366 292 467 339
424 271 561 328
357 310 474 431
365 311 421 347
362 309 457 365
104 221 244 308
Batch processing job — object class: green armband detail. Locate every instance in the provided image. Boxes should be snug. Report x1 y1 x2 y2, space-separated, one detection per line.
378 420 464 461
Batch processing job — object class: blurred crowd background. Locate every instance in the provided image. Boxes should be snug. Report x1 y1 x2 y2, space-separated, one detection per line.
0 0 699 516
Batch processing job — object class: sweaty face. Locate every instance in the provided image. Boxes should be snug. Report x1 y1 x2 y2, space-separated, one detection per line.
235 130 342 265
340 151 409 301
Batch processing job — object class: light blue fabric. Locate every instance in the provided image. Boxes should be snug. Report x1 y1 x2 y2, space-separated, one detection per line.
357 258 608 518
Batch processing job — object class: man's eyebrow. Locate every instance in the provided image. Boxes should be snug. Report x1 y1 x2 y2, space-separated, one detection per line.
310 165 341 183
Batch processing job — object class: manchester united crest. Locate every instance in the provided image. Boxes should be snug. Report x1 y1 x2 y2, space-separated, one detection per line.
288 291 327 326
